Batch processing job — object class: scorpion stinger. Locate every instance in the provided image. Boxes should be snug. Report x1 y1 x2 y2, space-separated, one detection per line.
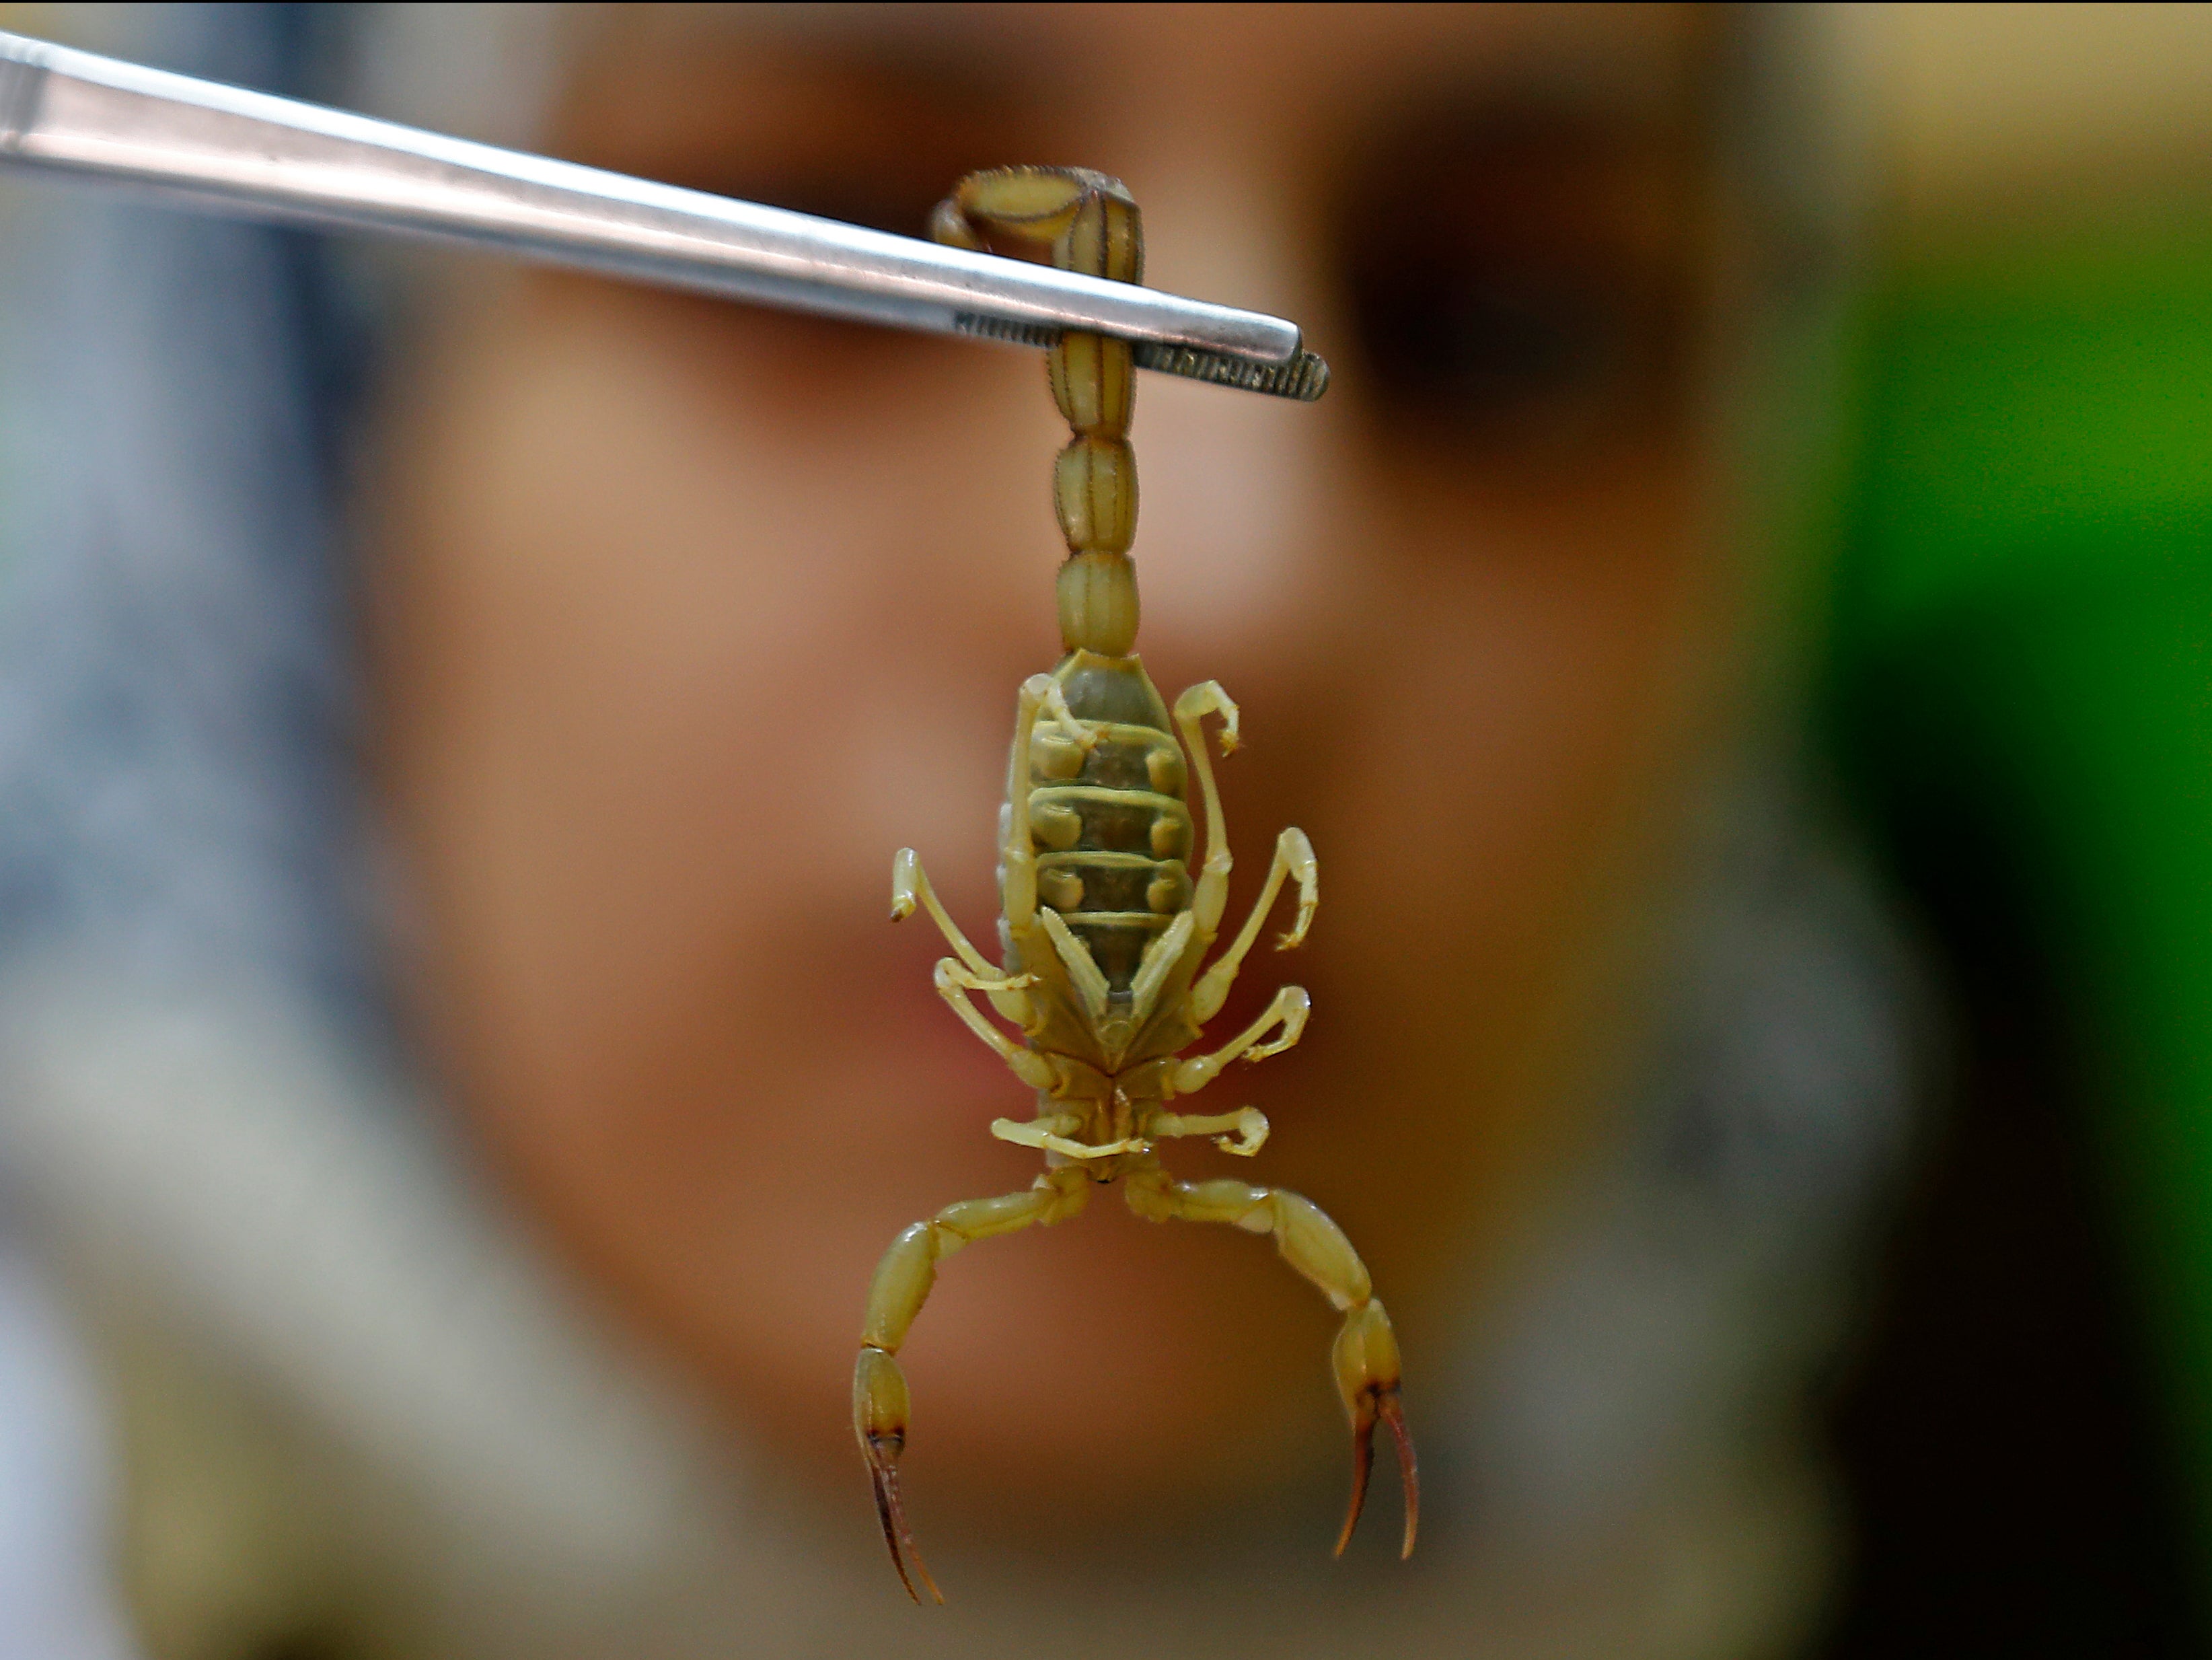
854 166 1416 1603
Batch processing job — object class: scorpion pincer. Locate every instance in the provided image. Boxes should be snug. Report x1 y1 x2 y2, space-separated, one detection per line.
854 167 1416 1602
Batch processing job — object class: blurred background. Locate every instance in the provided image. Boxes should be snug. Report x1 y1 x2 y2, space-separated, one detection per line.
0 3 2207 1657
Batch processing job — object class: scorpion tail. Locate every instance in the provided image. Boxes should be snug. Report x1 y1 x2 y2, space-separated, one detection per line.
928 166 1145 659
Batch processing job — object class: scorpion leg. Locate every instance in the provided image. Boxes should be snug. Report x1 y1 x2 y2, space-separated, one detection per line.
857 1165 1093 1600
1172 984 1312 1094
990 1113 1148 1161
1172 682 1241 939
1142 1104 1270 1157
1123 1159 1417 1558
895 848 1035 1027
891 847 1000 980
932 958 1052 1090
1000 674 1058 938
1191 827 1319 1023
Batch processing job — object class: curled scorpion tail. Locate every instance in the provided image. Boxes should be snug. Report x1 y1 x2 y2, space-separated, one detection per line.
929 166 1145 658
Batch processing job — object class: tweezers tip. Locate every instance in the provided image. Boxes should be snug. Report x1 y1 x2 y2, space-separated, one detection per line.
1134 341 1331 402
951 313 1329 402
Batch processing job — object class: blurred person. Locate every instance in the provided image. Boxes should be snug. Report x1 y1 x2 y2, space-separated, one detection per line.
0 5 1918 1659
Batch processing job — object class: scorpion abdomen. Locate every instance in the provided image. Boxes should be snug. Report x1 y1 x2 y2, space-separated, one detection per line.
1016 649 1195 999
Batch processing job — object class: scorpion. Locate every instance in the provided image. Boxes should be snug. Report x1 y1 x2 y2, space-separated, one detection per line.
854 166 1417 1603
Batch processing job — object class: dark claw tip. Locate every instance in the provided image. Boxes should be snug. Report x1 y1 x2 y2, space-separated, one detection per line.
1335 1404 1376 1558
1381 1390 1420 1560
866 1439 944 1604
1335 1385 1419 1561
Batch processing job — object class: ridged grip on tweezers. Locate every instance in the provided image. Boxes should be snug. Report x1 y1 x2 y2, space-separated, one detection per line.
952 313 1329 402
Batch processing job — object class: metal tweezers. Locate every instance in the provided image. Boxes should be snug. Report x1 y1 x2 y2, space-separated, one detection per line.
0 30 1327 401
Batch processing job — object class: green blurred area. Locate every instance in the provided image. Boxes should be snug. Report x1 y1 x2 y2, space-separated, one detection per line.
1826 204 2212 1567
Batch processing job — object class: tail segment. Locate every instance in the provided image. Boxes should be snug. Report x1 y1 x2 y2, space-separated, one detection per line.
930 168 1144 656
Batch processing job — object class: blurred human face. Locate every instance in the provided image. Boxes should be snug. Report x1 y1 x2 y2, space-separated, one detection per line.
370 3 1722 1540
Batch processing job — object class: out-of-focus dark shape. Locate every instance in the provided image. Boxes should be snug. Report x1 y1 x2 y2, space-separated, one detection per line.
1338 102 1703 456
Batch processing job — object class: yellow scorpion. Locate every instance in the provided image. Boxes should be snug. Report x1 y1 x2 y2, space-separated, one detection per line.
854 167 1417 1603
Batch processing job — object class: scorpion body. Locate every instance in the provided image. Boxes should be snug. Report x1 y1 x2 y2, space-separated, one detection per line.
855 168 1416 1603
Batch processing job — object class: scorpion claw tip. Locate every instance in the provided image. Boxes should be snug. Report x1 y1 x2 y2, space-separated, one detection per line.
1382 1390 1420 1559
1335 1382 1419 1562
866 1448 944 1605
1333 1416 1373 1559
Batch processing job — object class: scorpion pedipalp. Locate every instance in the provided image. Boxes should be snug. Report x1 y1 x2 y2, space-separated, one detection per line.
1124 1170 1420 1557
854 1172 1092 1597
